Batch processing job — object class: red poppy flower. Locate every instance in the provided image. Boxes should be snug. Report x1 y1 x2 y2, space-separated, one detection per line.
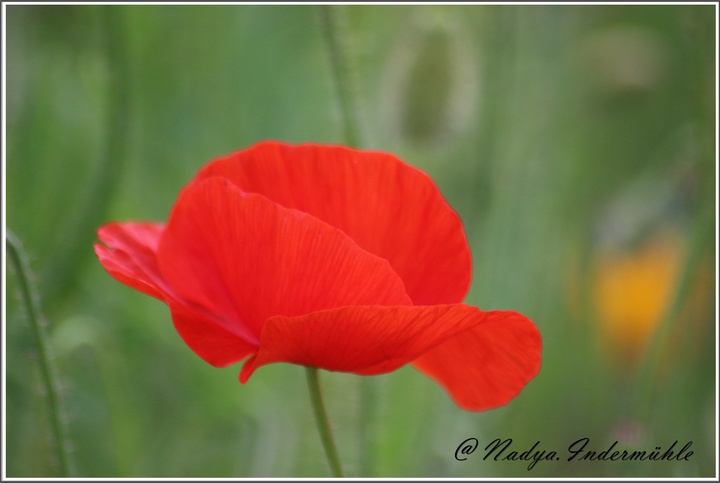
95 141 541 411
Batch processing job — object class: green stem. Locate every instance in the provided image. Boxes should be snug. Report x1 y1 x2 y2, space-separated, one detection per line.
317 6 377 475
632 203 713 420
632 10 714 421
317 5 362 148
41 5 129 309
305 367 345 477
358 377 377 476
7 230 75 477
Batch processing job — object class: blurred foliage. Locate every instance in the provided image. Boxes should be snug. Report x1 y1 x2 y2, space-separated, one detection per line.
4 4 716 478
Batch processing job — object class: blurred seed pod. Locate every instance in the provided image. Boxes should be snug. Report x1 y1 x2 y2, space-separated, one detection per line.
380 9 478 149
575 24 671 104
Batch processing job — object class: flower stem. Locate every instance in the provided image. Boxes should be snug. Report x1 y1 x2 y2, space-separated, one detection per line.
632 202 713 420
7 230 75 476
305 367 345 477
317 5 362 148
317 6 378 475
41 5 129 309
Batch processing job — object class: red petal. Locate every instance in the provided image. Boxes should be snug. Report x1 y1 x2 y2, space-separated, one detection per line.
412 311 542 411
168 302 257 367
95 222 258 365
238 304 488 383
95 222 167 300
193 141 472 305
157 177 411 341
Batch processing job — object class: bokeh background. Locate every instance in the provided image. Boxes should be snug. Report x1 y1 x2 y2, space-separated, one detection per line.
4 4 716 478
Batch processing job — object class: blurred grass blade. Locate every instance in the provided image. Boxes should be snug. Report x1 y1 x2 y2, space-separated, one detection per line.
7 230 75 477
632 201 714 420
40 6 129 308
317 5 362 148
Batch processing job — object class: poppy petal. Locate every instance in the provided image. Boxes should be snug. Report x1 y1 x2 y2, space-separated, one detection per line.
167 302 257 367
95 222 167 300
157 177 412 341
412 311 542 411
95 222 258 365
192 141 472 305
238 304 489 383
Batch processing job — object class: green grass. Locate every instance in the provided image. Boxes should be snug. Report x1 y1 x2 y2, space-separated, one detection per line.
4 4 716 478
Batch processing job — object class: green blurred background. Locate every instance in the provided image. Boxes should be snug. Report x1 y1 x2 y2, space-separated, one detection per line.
4 4 716 478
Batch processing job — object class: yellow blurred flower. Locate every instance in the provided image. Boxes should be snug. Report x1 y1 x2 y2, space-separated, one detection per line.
591 229 683 365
